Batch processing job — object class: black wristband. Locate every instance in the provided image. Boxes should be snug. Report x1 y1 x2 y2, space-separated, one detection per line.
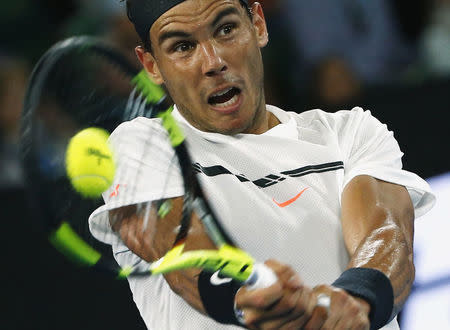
332 268 394 330
198 269 242 326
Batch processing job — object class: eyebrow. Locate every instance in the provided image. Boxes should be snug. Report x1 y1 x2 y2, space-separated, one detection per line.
158 30 191 46
211 7 240 27
158 7 241 46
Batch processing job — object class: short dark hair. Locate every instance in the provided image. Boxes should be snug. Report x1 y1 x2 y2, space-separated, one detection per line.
124 0 252 53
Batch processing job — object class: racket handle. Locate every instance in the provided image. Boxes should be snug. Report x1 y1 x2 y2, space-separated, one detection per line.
244 262 278 290
234 263 278 325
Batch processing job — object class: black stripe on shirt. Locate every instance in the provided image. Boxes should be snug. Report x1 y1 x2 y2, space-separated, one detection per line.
193 161 344 189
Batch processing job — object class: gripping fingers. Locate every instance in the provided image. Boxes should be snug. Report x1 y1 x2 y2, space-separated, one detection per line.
236 260 298 310
236 260 314 329
236 281 284 311
305 285 371 330
264 259 303 290
242 283 316 329
331 296 370 330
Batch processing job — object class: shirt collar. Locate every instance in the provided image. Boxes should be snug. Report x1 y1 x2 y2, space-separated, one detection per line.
171 104 298 142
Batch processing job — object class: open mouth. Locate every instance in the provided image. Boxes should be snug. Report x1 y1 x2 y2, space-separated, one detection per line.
208 87 241 108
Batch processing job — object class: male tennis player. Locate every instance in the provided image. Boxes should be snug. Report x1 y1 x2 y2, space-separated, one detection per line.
90 0 435 329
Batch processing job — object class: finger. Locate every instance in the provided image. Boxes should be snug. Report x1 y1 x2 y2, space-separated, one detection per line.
235 261 305 327
334 314 369 330
236 261 298 310
333 301 370 330
266 285 315 329
304 307 327 329
236 280 283 310
317 290 346 330
243 289 303 327
247 283 317 329
320 305 340 330
264 259 303 289
277 284 318 329
303 300 329 329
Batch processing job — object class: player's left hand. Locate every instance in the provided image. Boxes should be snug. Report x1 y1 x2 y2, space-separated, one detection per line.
302 284 371 330
235 259 316 329
236 260 372 329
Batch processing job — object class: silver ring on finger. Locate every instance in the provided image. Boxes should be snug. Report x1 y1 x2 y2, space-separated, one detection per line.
234 307 245 325
234 302 245 325
316 293 331 315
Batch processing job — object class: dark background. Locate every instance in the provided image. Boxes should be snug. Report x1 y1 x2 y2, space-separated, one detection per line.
1 0 449 329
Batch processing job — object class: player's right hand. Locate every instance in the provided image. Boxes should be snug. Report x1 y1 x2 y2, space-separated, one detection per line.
235 259 316 329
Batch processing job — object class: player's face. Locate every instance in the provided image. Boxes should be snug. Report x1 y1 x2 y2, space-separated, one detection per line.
139 0 269 135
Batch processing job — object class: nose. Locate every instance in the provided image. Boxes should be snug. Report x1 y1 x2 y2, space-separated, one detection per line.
200 42 227 77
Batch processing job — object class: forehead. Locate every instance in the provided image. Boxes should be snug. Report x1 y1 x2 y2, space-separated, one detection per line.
150 0 245 36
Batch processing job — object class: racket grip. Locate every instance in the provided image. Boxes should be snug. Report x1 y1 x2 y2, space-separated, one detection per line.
244 262 278 290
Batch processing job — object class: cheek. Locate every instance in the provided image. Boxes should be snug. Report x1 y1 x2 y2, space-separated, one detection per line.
232 35 264 83
160 65 199 104
239 49 265 109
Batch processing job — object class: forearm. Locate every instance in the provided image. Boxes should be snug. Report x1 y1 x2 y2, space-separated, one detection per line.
346 222 414 316
341 175 415 318
111 199 213 315
164 269 207 314
125 230 209 314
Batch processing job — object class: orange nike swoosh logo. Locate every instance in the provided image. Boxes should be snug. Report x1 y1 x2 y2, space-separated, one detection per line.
109 184 122 198
273 187 309 208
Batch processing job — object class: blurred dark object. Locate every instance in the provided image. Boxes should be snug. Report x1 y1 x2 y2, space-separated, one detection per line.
0 55 29 189
361 77 450 179
281 0 416 85
62 1 127 40
36 0 78 25
308 56 362 111
390 0 433 43
261 0 430 112
0 1 78 62
418 0 450 78
259 0 300 110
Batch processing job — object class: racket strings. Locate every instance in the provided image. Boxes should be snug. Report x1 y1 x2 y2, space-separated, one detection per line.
24 36 216 277
26 46 146 256
90 88 189 267
123 87 191 249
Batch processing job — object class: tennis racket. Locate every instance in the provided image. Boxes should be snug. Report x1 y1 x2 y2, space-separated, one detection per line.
20 36 276 289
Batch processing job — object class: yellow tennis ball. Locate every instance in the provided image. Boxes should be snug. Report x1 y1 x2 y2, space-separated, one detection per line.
65 127 115 198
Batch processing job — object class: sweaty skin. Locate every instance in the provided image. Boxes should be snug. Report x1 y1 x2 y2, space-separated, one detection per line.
136 0 280 135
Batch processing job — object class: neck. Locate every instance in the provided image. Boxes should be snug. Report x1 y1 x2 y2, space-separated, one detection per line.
249 106 281 135
268 109 281 130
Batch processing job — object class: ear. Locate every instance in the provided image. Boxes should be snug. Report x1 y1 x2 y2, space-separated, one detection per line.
250 2 269 48
135 46 164 85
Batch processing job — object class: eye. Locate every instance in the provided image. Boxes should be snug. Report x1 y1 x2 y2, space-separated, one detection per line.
173 42 195 53
217 23 236 37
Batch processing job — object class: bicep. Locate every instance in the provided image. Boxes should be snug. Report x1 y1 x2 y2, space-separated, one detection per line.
341 175 414 257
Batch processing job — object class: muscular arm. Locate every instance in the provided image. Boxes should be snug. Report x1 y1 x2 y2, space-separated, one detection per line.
109 197 216 314
341 174 415 317
235 174 415 330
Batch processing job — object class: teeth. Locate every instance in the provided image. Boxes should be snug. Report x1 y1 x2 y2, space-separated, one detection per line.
212 93 239 108
211 87 233 98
